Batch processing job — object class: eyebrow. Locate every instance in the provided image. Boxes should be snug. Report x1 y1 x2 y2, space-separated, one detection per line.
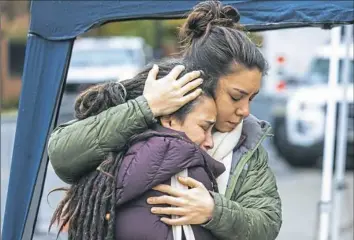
234 88 249 95
234 88 259 96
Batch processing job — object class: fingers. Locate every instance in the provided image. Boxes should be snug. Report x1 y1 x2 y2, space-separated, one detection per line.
160 216 190 226
166 65 185 80
147 195 187 207
146 64 159 82
152 184 186 197
180 89 203 105
178 177 203 188
176 71 201 87
179 78 203 96
151 207 186 216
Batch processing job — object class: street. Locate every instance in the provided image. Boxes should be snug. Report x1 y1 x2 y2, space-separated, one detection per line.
1 96 353 240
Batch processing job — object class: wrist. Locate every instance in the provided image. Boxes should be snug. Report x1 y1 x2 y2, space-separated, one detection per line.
204 194 215 223
144 95 162 117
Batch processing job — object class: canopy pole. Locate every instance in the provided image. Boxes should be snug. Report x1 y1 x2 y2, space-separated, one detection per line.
331 24 353 240
316 26 341 240
2 35 73 240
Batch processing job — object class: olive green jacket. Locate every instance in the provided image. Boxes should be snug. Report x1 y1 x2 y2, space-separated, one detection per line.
48 96 282 240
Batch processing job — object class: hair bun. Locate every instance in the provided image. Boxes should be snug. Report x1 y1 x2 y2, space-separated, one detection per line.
221 5 240 23
179 1 240 42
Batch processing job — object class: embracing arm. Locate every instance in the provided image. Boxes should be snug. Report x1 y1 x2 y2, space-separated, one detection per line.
48 66 202 184
48 96 154 184
203 146 282 240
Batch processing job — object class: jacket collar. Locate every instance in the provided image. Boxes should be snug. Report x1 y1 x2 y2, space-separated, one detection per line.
236 114 272 152
150 124 192 142
149 124 225 178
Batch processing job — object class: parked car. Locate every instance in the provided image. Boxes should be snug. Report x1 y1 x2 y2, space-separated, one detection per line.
58 36 153 121
272 43 354 168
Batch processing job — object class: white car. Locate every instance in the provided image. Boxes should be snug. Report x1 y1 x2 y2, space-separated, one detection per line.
272 43 354 168
59 36 153 119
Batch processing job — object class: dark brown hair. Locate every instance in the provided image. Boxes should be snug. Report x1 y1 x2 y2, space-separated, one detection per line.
179 0 268 96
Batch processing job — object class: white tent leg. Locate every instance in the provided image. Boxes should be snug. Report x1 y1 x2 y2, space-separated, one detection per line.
316 26 341 240
331 24 353 240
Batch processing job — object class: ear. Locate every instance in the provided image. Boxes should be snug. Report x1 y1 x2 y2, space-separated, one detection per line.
160 115 173 128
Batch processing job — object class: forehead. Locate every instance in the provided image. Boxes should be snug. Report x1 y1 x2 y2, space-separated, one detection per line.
220 68 262 91
191 97 217 119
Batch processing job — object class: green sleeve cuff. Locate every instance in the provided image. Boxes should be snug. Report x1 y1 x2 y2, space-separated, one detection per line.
135 96 157 126
201 192 224 230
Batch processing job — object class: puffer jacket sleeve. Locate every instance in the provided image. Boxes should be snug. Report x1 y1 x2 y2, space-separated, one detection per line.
202 145 282 240
116 137 201 204
48 96 155 184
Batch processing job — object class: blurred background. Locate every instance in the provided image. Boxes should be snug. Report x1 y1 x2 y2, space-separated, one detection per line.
1 2 353 240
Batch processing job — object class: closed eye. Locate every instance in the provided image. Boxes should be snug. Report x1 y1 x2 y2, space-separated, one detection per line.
250 91 259 102
201 121 215 131
201 125 209 131
231 95 242 102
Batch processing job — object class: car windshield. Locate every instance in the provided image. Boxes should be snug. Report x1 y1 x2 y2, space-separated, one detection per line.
309 58 354 84
70 48 139 67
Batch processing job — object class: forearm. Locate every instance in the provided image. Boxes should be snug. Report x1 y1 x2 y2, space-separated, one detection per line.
48 96 154 183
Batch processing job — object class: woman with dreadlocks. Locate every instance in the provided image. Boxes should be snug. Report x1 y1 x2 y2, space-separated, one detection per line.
50 58 226 240
49 1 282 240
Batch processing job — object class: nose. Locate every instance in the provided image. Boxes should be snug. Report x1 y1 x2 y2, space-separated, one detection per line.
236 102 250 118
203 132 214 150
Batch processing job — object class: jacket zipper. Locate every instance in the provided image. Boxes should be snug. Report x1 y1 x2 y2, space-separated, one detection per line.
225 127 272 199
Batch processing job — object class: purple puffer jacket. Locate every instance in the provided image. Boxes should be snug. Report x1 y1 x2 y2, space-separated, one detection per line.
114 125 225 240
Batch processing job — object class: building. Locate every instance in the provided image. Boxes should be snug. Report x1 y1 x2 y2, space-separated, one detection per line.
1 37 23 103
1 3 28 105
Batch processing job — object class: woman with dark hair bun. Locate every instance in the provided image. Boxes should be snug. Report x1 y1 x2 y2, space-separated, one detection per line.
48 1 282 239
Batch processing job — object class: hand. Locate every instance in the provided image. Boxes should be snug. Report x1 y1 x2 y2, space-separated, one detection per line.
143 65 203 117
147 176 215 225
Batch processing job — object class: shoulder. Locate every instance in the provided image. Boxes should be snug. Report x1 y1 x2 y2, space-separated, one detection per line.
127 131 200 160
247 144 269 171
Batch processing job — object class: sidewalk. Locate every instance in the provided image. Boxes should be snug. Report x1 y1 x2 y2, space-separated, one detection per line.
276 169 353 240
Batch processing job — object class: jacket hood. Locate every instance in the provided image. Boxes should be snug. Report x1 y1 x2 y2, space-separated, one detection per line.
240 114 272 152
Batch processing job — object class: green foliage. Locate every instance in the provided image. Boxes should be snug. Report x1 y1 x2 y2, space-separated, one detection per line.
1 97 19 110
86 19 264 49
86 19 186 49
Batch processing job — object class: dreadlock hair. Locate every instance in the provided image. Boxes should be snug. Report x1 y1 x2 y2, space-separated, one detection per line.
49 57 217 240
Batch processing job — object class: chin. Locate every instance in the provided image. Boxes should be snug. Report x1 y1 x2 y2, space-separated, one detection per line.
215 124 233 133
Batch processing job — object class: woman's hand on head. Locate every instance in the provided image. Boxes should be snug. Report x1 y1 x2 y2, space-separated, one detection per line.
147 176 215 225
143 65 203 117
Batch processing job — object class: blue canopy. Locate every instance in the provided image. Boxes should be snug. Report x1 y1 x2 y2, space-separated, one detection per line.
3 1 354 239
31 0 354 40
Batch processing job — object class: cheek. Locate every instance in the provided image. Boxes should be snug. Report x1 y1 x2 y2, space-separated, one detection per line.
181 124 204 144
215 94 236 121
191 129 206 145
